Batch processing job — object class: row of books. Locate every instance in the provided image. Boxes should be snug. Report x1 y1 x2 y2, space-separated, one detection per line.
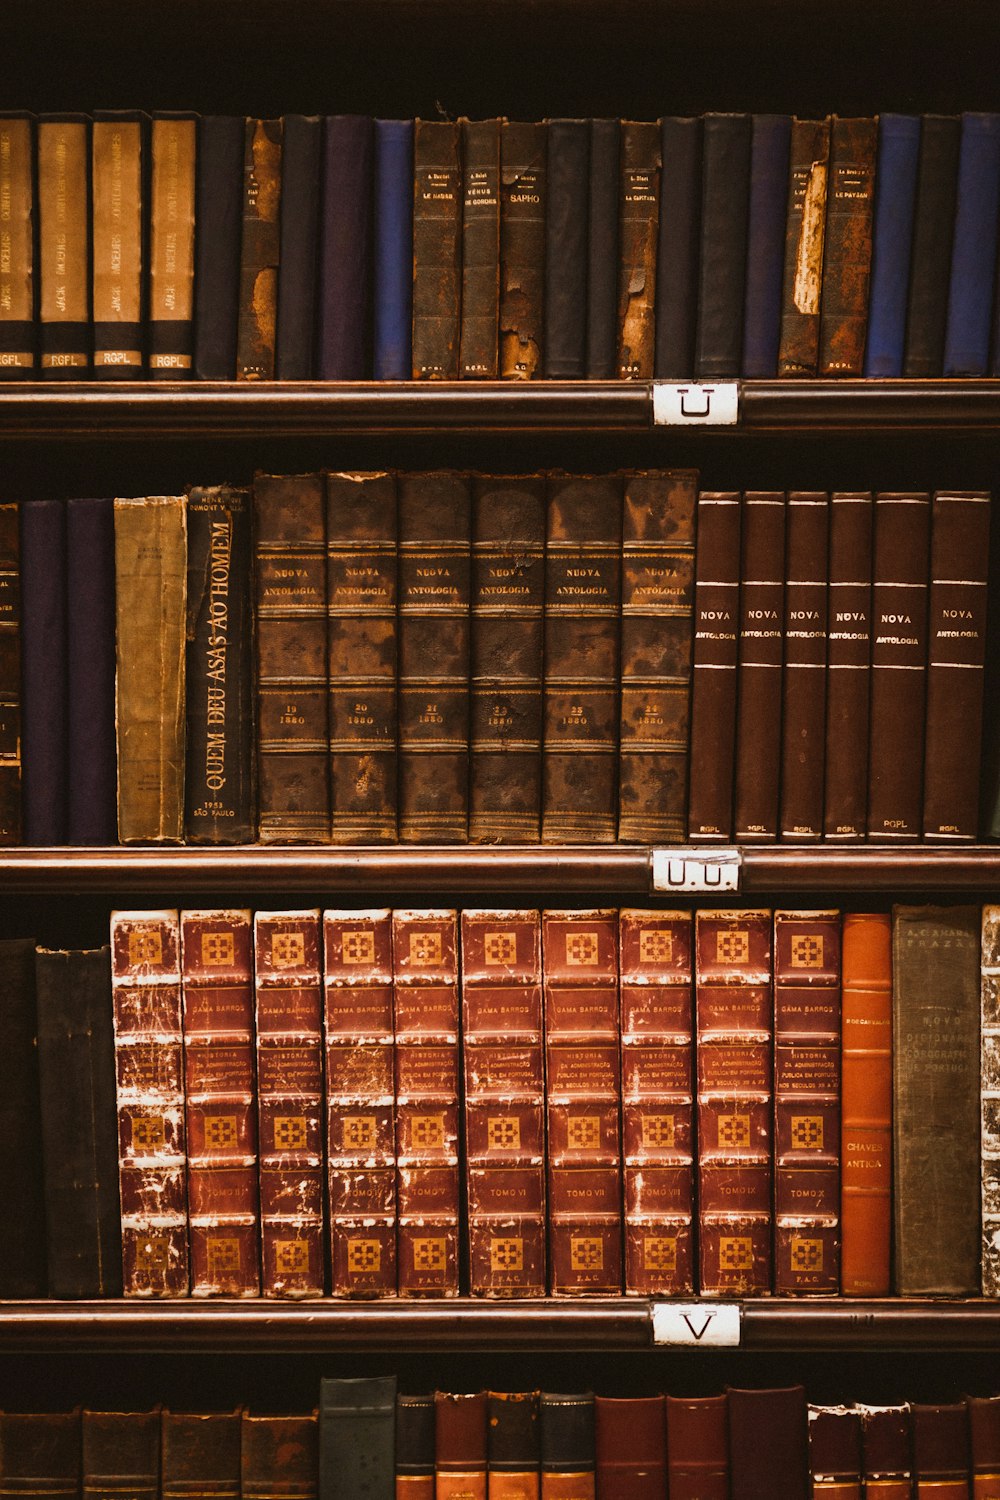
5 903 991 1302
3 111 1000 382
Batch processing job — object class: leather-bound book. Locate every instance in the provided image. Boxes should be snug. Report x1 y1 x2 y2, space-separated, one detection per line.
38 113 90 376
728 1386 807 1500
110 910 189 1295
241 1413 318 1500
181 908 260 1296
541 472 622 844
469 473 546 843
114 494 187 844
620 908 694 1295
742 114 792 378
666 1394 728 1500
966 1396 1000 1497
184 484 255 844
459 118 501 379
823 492 873 842
867 492 931 843
253 471 330 843
695 111 752 378
618 468 697 843
0 939 44 1296
543 908 622 1295
779 491 829 841
396 1394 434 1500
411 120 461 379
982 907 1000 1296
696 909 773 1295
236 117 282 381
859 1406 912 1499
944 113 1000 376
397 472 471 844
317 115 373 379
818 117 877 375
149 112 197 377
275 115 321 380
488 1393 540 1497
655 115 701 379
777 117 830 377
808 1407 861 1498
36 944 122 1297
840 912 892 1296
540 1392 595 1500
585 119 620 379
321 1379 396 1497
544 119 588 378
0 112 36 376
162 1411 241 1500
893 905 980 1295
374 119 413 381
83 1410 160 1500
0 504 21 842
912 1405 971 1499
903 115 960 377
687 489 740 842
254 910 324 1296
462 909 545 1297
922 491 991 840
20 499 67 844
324 909 396 1296
392 909 460 1296
500 121 546 379
733 491 786 844
0 1413 81 1494
616 121 660 379
92 110 146 377
435 1391 487 1500
326 470 398 845
864 114 920 377
66 497 117 845
194 116 244 379
594 1396 666 1500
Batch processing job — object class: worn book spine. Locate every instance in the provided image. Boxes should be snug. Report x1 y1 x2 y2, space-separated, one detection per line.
904 115 961 377
966 1395 1000 1496
859 1405 912 1499
544 908 622 1295
0 940 44 1296
275 114 321 380
912 1405 971 1500
779 491 829 841
66 497 117 845
324 908 396 1297
373 118 413 381
459 118 501 379
194 116 244 379
655 116 702 379
696 909 773 1295
893 904 980 1295
184 484 254 843
733 491 786 843
469 473 546 843
435 1390 487 1500
393 908 460 1296
742 114 792 378
488 1392 541 1497
92 110 146 377
823 492 872 842
396 1393 435 1500
241 1413 318 1500
83 1410 160 1500
397 471 471 843
687 490 740 842
20 498 67 844
840 912 892 1296
114 495 187 843
0 112 36 376
254 909 324 1297
818 116 877 375
0 505 22 843
326 470 398 844
619 909 694 1296
319 1378 397 1500
317 114 373 379
462 908 545 1297
944 112 1000 376
38 113 90 376
253 470 329 842
863 114 920 377
111 910 188 1296
695 111 752 378
0 1414 81 1492
543 119 588 378
162 1410 241 1500
594 1397 666 1500
236 117 282 380
777 117 830 377
540 1391 595 1500
808 1407 862 1498
666 1395 729 1500
727 1386 808 1500
149 113 197 377
181 908 259 1296
616 121 660 379
500 121 547 380
411 120 461 379
542 473 623 844
982 906 1000 1296
586 119 620 379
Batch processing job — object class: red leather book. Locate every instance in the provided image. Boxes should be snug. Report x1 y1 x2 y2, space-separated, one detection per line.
594 1396 666 1500
696 909 774 1295
461 908 546 1297
808 1406 862 1498
240 1413 318 1500
733 491 786 842
666 1394 728 1500
858 1405 912 1500
393 909 460 1295
728 1386 807 1500
543 908 622 1295
840 912 892 1295
110 909 189 1296
435 1391 487 1500
687 489 741 843
823 492 873 841
162 1411 241 1500
488 1391 541 1499
912 1404 971 1500
966 1395 1000 1500
253 910 324 1296
0 1412 81 1493
619 908 694 1295
324 908 397 1296
180 909 259 1296
779 491 829 841
83 1410 160 1500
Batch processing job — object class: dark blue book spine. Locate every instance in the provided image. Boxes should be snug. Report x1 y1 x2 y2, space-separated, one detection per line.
66 498 116 844
20 500 67 844
864 114 920 377
275 114 321 380
194 116 244 379
374 119 414 380
943 112 1000 376
544 119 589 378
741 114 791 378
655 116 702 378
318 115 374 380
585 119 620 378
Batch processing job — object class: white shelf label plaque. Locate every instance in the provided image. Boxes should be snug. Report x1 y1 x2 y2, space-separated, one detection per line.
651 1302 741 1348
651 847 741 894
652 381 739 426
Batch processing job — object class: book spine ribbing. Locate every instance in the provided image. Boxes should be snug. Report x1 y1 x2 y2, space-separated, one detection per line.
687 490 740 842
778 491 829 841
823 492 873 842
733 491 786 843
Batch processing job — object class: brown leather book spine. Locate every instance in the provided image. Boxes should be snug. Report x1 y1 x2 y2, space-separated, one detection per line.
620 908 694 1295
435 1391 487 1500
236 118 282 380
469 474 546 843
922 490 991 839
92 113 145 376
0 114 36 376
181 908 260 1296
687 490 740 842
110 909 188 1295
393 908 460 1296
38 114 90 376
818 116 877 376
983 906 1000 1296
859 1405 912 1500
666 1395 729 1500
0 1412 81 1490
777 116 830 377
162 1410 241 1500
809 1407 862 1498
500 121 546 379
967 1396 1000 1500
83 1409 160 1500
867 492 931 842
773 910 841 1294
696 909 773 1295
823 492 873 842
544 908 622 1295
542 473 623 844
462 908 545 1297
460 118 500 378
398 472 471 843
912 1405 971 1500
840 912 892 1295
618 468 697 842
779 492 829 841
149 114 197 376
253 471 330 843
240 1412 318 1499
733 492 786 843
254 910 324 1296
0 504 21 843
326 470 398 844
594 1396 666 1500
412 120 461 379
728 1386 808 1500
616 122 661 379
324 908 397 1296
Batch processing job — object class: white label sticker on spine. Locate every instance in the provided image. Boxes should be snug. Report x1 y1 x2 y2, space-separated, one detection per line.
651 847 741 893
652 381 739 426
651 1302 741 1347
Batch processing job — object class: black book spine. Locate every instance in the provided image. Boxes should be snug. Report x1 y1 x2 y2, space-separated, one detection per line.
396 1393 435 1491
540 1392 596 1486
20 499 68 845
276 115 321 380
695 112 752 378
544 119 589 377
655 115 702 379
0 111 37 378
320 1376 397 1497
489 1392 541 1487
317 114 374 380
585 119 620 379
194 115 244 379
903 115 961 377
66 497 117 845
0 939 46 1296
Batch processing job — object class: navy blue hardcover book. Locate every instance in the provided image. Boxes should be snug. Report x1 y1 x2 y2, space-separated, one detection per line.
194 116 244 379
276 114 321 380
943 112 1000 376
864 114 920 377
741 113 792 378
374 118 414 380
695 112 752 378
585 119 620 378
318 115 374 380
544 119 589 378
66 498 116 844
20 500 67 845
655 115 702 378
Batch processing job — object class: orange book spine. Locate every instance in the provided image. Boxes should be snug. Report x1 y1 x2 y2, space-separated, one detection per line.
840 912 892 1294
